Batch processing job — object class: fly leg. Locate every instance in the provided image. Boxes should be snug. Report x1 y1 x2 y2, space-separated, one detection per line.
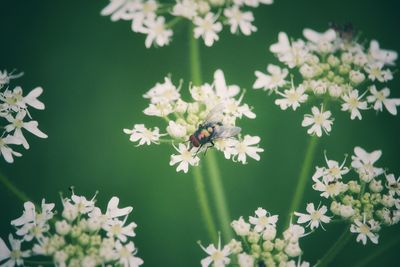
204 141 215 156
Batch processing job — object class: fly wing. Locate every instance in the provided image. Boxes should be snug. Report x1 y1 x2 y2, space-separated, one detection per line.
213 125 241 139
204 104 225 124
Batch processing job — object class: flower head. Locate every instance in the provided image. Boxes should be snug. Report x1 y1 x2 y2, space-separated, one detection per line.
1 189 143 267
102 0 273 47
0 71 46 163
124 70 262 173
254 27 399 136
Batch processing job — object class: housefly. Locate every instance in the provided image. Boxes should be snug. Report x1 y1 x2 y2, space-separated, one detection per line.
189 104 241 154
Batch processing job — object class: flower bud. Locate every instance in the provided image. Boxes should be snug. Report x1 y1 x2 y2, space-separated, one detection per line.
349 70 365 84
262 225 277 241
284 242 301 257
55 220 71 236
263 240 274 252
274 238 285 251
167 121 187 138
369 179 383 193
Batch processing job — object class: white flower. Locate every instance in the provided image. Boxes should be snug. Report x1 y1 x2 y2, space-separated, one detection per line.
143 102 173 117
249 208 278 232
167 121 186 138
231 216 250 236
172 0 198 19
142 16 173 48
123 124 163 146
214 69 240 99
11 201 36 228
0 70 23 88
270 32 309 68
312 176 348 198
350 218 380 245
199 235 231 267
253 64 289 91
367 86 400 115
294 203 331 230
287 259 310 267
365 62 385 82
303 28 336 44
282 223 305 243
0 234 30 267
169 143 200 173
313 153 349 182
237 253 254 267
351 146 383 182
275 85 308 111
385 174 400 196
143 77 180 104
101 0 138 21
301 106 333 137
115 241 143 267
369 40 398 66
224 6 256 36
226 135 263 164
0 135 22 163
71 193 95 214
303 28 336 53
5 110 47 149
104 220 137 242
341 90 368 120
193 12 222 46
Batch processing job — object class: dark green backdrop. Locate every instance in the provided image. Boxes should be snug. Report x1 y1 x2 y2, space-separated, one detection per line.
1 0 399 266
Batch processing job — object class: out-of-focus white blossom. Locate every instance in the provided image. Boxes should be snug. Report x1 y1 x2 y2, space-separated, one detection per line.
101 0 274 47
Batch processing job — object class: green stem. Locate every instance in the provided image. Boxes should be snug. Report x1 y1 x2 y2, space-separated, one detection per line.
189 24 202 85
188 24 233 242
0 171 29 203
24 260 53 266
317 228 352 267
205 150 233 242
192 166 218 244
352 236 400 267
285 135 319 228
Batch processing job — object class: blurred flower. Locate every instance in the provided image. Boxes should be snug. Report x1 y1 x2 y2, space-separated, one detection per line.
101 0 273 47
199 207 310 267
0 71 46 163
254 26 399 136
199 234 231 267
0 189 143 267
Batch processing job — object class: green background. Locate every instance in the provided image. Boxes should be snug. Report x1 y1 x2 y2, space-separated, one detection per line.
1 0 399 266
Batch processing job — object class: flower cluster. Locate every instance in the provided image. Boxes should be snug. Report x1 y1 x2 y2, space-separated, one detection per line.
199 208 310 267
124 69 263 173
294 147 400 245
0 70 47 163
101 0 273 48
253 27 399 137
0 189 143 267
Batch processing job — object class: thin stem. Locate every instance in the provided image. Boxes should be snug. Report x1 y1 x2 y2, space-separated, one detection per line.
189 24 202 86
192 166 218 244
317 228 352 267
205 150 234 242
285 135 319 228
352 236 400 267
188 24 233 242
0 171 29 203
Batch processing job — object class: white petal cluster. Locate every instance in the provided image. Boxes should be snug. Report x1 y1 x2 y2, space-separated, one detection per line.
101 0 273 48
253 27 399 137
306 146 400 245
0 189 143 267
0 70 47 163
199 207 311 267
124 69 263 173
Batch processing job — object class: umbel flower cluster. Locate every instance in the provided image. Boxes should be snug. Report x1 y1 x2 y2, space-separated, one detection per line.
0 189 143 267
294 146 400 245
101 0 273 48
124 69 263 173
199 208 310 267
0 70 47 163
253 27 399 137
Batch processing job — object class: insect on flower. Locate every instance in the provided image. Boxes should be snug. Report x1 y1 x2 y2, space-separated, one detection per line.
189 104 241 154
